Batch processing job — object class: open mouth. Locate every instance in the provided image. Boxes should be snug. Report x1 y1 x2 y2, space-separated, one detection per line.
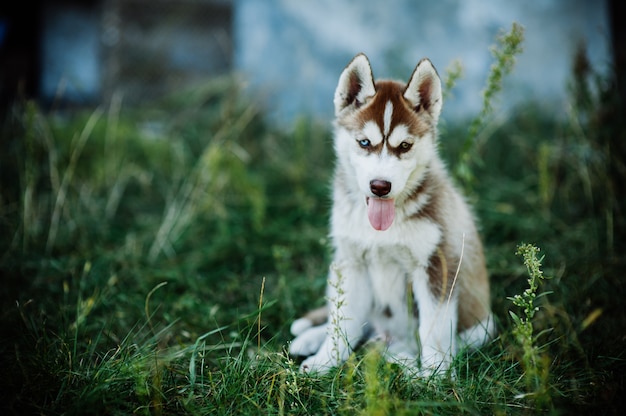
365 196 395 231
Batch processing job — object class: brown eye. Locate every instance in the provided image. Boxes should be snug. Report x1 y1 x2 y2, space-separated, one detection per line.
400 141 412 151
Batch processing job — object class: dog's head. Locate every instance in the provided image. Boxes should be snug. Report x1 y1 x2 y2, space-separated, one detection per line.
333 54 443 231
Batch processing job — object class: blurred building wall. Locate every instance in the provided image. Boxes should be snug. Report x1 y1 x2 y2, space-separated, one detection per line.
41 2 101 104
234 0 612 124
101 0 232 104
30 0 612 122
39 0 232 105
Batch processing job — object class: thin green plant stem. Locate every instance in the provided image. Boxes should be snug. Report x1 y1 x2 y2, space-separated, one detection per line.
46 107 104 254
456 22 525 187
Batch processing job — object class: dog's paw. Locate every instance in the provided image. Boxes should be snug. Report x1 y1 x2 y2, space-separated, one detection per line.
418 349 452 378
289 323 328 357
290 317 313 336
382 341 419 369
299 352 335 374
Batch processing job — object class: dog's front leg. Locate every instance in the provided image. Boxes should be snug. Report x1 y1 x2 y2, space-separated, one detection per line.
412 268 458 376
300 262 371 373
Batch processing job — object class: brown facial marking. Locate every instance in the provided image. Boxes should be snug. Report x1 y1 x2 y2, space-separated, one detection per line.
360 139 383 154
340 79 433 153
386 140 413 159
364 81 406 136
355 80 430 141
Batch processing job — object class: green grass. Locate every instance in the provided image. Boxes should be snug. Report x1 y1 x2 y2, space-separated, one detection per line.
2 45 626 413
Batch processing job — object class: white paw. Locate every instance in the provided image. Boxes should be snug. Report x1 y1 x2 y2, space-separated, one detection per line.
382 340 419 368
289 323 328 357
419 349 452 378
290 317 313 336
299 352 335 374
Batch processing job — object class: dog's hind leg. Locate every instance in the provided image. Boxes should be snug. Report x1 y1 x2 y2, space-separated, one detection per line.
458 313 496 349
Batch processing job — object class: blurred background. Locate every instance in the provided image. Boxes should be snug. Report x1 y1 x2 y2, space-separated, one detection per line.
0 0 617 123
1 1 626 413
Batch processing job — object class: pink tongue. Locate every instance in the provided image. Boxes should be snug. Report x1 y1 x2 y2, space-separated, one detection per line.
367 198 395 231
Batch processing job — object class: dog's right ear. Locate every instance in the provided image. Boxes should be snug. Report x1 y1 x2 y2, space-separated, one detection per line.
334 54 376 115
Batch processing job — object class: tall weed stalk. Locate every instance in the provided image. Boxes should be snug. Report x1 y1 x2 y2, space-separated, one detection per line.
509 243 552 409
455 22 525 187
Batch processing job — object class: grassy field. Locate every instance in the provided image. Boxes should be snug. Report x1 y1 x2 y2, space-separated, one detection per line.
2 46 626 413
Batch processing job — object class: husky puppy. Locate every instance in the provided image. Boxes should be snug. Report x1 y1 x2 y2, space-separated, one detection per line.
289 54 494 375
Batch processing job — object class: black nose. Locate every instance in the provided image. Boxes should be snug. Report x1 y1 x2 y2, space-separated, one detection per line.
370 180 392 197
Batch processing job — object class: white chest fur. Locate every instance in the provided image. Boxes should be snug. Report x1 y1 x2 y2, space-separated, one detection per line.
331 204 442 339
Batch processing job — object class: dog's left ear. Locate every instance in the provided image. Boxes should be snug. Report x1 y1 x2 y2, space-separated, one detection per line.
404 58 442 123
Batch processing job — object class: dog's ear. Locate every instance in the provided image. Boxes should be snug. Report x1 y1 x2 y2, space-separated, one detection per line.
404 58 442 123
334 54 376 115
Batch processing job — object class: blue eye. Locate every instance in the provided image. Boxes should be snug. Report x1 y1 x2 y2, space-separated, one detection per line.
358 139 371 148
